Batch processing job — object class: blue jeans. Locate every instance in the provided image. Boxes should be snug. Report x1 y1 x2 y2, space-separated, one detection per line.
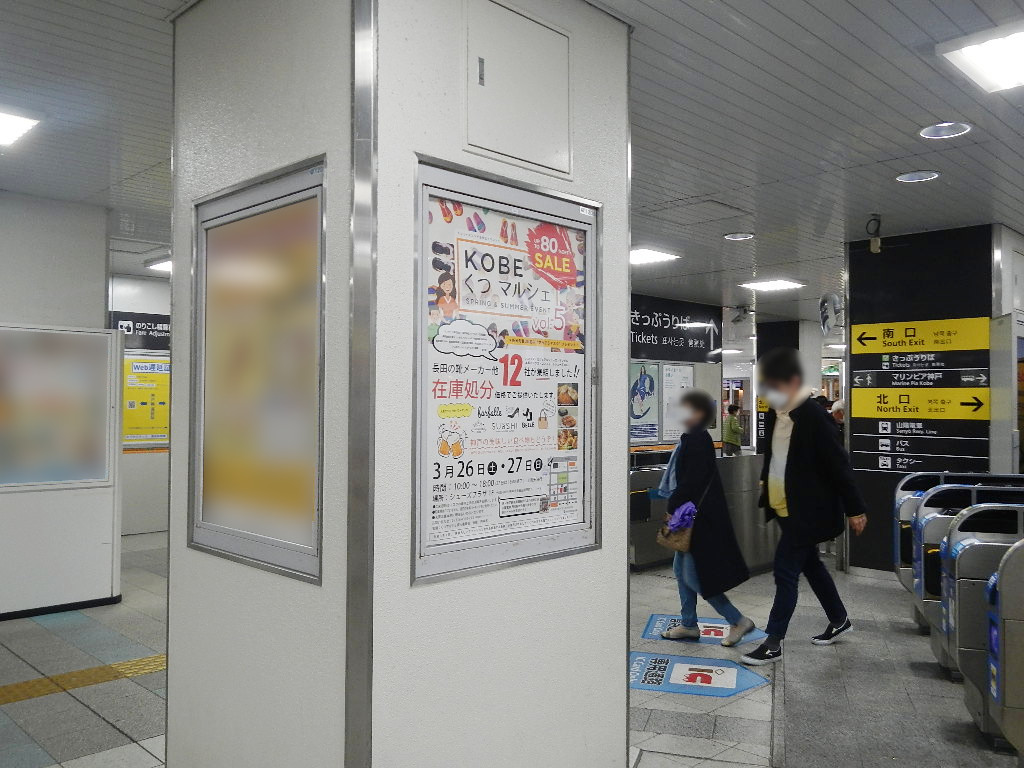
673 551 743 628
765 529 848 639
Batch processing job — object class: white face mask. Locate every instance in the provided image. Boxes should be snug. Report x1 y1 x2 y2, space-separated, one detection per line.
763 387 789 410
678 405 695 428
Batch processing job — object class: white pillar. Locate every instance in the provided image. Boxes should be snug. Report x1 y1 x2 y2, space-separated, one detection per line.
798 320 823 394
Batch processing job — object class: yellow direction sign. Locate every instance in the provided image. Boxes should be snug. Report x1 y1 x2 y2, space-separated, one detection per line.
850 317 989 355
851 387 989 421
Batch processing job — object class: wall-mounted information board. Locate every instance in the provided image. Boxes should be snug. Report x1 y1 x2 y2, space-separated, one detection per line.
849 316 990 473
122 355 169 446
414 164 598 581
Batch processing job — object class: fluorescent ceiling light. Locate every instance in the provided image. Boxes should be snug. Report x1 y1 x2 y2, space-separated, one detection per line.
738 279 804 291
679 321 712 329
630 248 678 265
146 258 172 273
919 121 971 139
896 170 940 183
721 349 742 354
724 232 755 241
748 335 757 340
0 111 39 146
827 344 847 350
938 21 1024 93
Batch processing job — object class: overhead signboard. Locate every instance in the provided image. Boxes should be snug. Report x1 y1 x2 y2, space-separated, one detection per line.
630 294 721 363
849 316 990 473
414 165 598 581
109 311 170 352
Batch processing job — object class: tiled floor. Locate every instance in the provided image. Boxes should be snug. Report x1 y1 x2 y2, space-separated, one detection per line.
630 556 1020 768
0 533 167 768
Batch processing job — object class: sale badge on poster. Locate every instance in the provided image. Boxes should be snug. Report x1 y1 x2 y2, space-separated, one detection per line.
628 652 768 698
420 193 587 552
642 614 767 646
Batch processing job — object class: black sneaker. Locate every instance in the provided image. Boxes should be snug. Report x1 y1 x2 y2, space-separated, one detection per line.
740 642 783 666
811 618 853 645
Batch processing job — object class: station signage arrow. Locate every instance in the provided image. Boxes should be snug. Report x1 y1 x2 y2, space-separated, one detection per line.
960 395 984 412
856 331 877 347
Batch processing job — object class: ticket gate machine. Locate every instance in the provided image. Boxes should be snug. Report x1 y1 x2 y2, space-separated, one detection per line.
938 504 1024 738
911 486 1024 658
895 474 1024 596
988 539 1024 756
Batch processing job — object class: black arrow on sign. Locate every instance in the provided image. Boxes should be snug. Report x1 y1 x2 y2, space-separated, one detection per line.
960 396 984 412
856 331 877 346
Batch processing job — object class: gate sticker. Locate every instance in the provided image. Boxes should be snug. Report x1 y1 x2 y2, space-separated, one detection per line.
642 614 767 646
628 652 768 698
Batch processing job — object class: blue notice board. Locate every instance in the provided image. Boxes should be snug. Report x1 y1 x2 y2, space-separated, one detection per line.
642 614 767 646
628 652 769 697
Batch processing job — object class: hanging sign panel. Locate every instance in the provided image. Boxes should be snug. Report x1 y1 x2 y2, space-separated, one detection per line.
415 165 598 581
122 356 170 445
849 316 990 473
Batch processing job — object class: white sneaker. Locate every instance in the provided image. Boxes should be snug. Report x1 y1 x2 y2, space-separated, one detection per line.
661 625 701 640
721 617 756 647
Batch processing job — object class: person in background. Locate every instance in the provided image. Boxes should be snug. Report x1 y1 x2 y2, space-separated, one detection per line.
660 390 755 647
740 348 868 666
831 398 846 440
722 404 743 456
814 394 831 411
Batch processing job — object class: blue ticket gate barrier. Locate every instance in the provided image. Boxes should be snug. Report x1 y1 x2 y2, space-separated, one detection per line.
986 539 1024 754
938 505 1024 739
909 486 1024 658
894 474 1024 598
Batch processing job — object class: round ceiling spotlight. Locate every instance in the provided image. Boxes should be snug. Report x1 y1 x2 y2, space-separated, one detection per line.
919 121 972 139
724 232 755 241
896 170 940 183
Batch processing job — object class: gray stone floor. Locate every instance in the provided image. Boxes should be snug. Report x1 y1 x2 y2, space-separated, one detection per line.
630 556 1020 768
0 533 167 768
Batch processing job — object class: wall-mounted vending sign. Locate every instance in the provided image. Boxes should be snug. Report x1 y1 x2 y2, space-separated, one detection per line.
415 165 598 581
122 356 170 445
849 316 990 473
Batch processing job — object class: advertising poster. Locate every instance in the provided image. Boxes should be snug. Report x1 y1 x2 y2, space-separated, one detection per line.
629 362 660 443
661 363 694 442
200 196 320 547
418 190 588 557
122 356 170 445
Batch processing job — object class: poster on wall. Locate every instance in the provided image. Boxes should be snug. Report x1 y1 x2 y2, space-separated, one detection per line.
629 362 660 443
109 311 170 352
661 363 694 442
122 356 170 445
415 165 597 580
631 294 721 363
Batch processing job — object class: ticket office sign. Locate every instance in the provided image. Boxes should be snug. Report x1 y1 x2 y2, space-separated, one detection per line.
122 356 170 445
415 167 597 580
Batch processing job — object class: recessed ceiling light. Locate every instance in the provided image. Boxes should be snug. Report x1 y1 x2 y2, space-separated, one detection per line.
724 232 754 241
146 258 172 273
748 335 757 340
896 170 940 183
938 21 1024 93
826 344 847 350
0 111 39 146
630 248 679 265
739 279 804 291
919 121 972 139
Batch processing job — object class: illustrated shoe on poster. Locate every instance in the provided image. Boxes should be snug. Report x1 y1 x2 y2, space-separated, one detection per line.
473 212 486 232
511 321 525 337
510 222 518 245
432 241 452 256
466 217 477 232
439 200 453 224
500 219 509 243
452 201 464 216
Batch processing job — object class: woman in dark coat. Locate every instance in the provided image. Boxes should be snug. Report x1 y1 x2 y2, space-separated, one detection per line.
661 390 754 646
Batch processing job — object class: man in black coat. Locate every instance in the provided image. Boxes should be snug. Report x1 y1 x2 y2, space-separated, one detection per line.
741 348 868 666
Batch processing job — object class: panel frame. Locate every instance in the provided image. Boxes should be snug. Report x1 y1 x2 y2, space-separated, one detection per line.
188 163 326 583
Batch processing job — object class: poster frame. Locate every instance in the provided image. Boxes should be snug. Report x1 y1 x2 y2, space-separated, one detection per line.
0 324 120 493
120 349 170 449
412 161 601 583
188 162 326 583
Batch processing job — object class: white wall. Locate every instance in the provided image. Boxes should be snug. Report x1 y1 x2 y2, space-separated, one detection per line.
372 1 629 766
110 275 171 314
169 0 351 765
0 191 107 328
798 320 823 395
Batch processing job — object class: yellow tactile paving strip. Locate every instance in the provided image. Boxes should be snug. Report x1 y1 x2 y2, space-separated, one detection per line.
0 653 166 705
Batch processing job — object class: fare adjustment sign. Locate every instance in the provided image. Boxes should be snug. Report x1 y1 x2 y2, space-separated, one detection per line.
849 316 990 473
414 166 598 581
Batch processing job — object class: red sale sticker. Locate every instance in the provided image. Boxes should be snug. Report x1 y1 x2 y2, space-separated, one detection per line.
526 222 578 290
